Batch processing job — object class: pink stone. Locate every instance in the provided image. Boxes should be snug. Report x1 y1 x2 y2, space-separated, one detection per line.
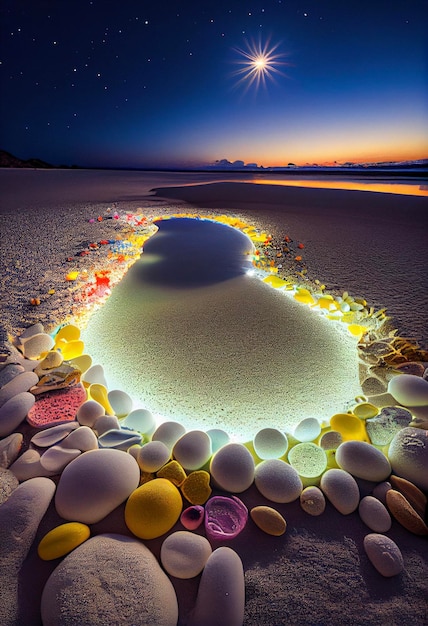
180 505 205 530
204 496 248 541
27 384 86 428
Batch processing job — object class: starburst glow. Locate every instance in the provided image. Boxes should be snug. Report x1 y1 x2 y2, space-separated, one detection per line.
233 38 286 91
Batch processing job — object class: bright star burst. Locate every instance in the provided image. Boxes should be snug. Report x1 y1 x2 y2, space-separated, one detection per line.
233 38 287 91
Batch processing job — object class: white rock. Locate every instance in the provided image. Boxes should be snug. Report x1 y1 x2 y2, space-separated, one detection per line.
388 373 428 407
160 531 212 579
41 534 178 626
0 363 25 387
76 399 105 427
19 323 44 340
336 440 391 482
0 371 39 408
55 448 140 523
320 468 360 515
253 428 288 459
254 459 302 503
31 422 79 448
61 426 98 451
189 547 245 626
388 427 428 491
0 392 36 437
137 441 171 472
358 495 391 532
0 477 56 625
81 364 108 387
300 486 326 516
152 421 186 450
173 430 212 471
108 389 133 418
9 449 57 481
20 332 55 359
0 432 23 468
40 446 81 472
123 408 156 435
94 414 120 435
210 443 255 493
207 428 230 453
293 418 321 442
363 533 404 577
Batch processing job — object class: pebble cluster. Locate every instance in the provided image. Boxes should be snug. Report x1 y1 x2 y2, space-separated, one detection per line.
1 212 428 626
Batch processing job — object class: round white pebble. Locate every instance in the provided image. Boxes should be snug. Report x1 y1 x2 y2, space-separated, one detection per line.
123 409 156 435
336 440 391 482
107 389 133 418
173 430 212 471
160 531 212 579
76 400 105 427
254 459 302 503
253 428 288 459
152 421 186 450
210 443 255 493
293 418 321 442
137 441 171 473
320 468 360 515
388 374 428 407
358 496 391 532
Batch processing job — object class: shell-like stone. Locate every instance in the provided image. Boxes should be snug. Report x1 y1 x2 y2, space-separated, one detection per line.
250 505 287 536
81 364 108 387
31 422 79 448
204 496 248 541
336 440 391 482
389 475 427 519
40 446 81 473
385 489 428 536
210 443 255 493
363 533 404 577
254 459 302 503
300 486 326 516
173 430 212 471
320 468 360 515
388 427 428 491
9 449 57 481
160 531 212 579
180 505 205 530
98 428 142 450
358 496 391 532
61 426 98 451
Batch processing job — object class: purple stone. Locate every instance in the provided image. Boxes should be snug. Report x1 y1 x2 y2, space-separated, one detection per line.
204 496 248 541
180 505 205 530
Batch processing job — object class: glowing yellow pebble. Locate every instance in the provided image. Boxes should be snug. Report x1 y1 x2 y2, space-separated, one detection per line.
88 383 114 415
38 350 63 370
347 324 367 337
317 296 337 311
65 271 79 281
330 413 369 442
37 522 90 560
180 471 212 505
352 403 379 419
263 275 290 289
125 478 183 540
58 340 85 360
294 288 315 305
157 460 187 486
55 324 81 343
68 354 92 374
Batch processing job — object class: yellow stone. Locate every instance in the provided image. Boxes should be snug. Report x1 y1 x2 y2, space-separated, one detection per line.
157 460 187 486
250 506 286 536
125 478 183 540
38 522 90 560
263 275 290 289
330 413 369 442
347 324 367 337
88 383 114 415
68 354 92 374
352 402 379 419
180 471 212 505
58 340 85 360
55 324 81 343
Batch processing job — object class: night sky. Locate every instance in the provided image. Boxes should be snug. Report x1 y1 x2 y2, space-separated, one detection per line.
1 1 427 169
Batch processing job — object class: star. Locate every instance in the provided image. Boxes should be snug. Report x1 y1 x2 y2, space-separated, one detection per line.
232 37 286 91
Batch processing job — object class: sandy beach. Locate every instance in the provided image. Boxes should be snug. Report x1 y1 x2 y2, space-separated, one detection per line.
1 172 427 625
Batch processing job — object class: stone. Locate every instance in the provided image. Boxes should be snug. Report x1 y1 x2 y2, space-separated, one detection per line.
319 430 343 450
93 414 120 435
125 478 183 540
320 468 360 515
152 420 186 450
160 530 212 578
123 408 156 435
59 425 98 451
0 432 23 468
137 441 171 472
388 373 428 406
19 322 44 340
389 475 427 519
20 332 55 359
181 471 212 505
288 442 328 478
9 449 57 481
210 443 255 493
385 489 428 536
0 363 25 387
107 389 133 418
336 440 391 482
26 384 87 428
358 496 391 532
0 392 36 437
157 460 187 486
300 486 326 516
0 467 19 504
180 505 205 530
207 428 230 453
81 363 108 387
98 428 142 450
293 418 321 442
0 371 39 408
41 534 178 626
38 522 91 560
40 446 81 473
31 422 79 448
254 459 302 503
204 496 248 541
189 547 245 626
253 428 288 459
76 399 105 427
371 481 391 504
363 533 404 577
172 430 212 471
366 406 412 446
55 449 140 524
250 505 287 536
0 477 56 626
388 427 428 491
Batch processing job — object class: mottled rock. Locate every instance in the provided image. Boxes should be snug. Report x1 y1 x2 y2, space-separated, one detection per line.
363 533 404 577
0 432 23 468
0 467 19 504
366 406 412 446
388 427 428 491
300 486 326 516
160 530 212 578
41 534 178 626
189 547 245 626
205 496 248 541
